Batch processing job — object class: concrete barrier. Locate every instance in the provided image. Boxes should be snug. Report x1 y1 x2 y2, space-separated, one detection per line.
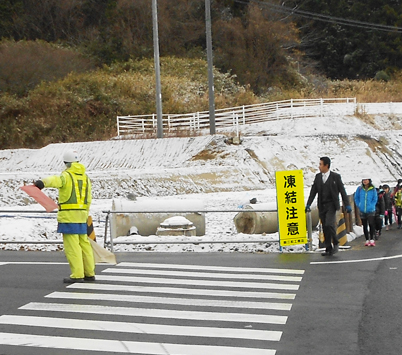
233 202 320 234
110 199 205 238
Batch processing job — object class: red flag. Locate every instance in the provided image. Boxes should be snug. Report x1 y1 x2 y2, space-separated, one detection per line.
20 185 58 212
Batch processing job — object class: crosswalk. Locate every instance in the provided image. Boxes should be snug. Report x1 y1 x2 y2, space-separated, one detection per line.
0 262 305 354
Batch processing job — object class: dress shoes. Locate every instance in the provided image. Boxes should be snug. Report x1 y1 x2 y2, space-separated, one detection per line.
321 251 333 256
332 245 339 254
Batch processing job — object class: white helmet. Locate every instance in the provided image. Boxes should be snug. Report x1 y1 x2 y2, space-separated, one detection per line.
63 149 79 163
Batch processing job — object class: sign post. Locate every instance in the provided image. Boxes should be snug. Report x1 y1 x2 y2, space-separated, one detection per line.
275 170 308 250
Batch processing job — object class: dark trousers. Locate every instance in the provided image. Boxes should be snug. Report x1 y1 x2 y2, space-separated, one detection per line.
319 205 337 251
397 207 402 226
375 216 383 234
384 209 393 225
360 212 375 240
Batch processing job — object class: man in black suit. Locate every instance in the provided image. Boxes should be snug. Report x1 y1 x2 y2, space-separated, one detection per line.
306 156 352 256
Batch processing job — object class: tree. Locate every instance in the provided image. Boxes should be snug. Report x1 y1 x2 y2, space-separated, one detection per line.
0 0 24 39
0 40 95 96
213 3 301 92
292 0 402 79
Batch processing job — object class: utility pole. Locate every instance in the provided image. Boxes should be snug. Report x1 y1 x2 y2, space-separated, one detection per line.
205 0 216 135
152 0 163 138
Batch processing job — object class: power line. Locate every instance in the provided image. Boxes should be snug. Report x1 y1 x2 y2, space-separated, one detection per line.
233 0 402 33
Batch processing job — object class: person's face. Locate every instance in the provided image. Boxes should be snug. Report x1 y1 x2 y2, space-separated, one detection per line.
319 160 329 174
384 187 389 193
362 179 370 186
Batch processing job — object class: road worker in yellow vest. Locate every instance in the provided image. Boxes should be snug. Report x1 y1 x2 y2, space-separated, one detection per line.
34 149 95 283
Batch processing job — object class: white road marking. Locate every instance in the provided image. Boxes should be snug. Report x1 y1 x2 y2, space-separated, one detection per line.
0 262 67 265
0 263 303 354
311 253 402 265
94 275 300 290
0 332 277 354
117 262 305 274
68 282 297 299
46 291 292 311
20 302 288 325
103 267 302 282
0 315 281 341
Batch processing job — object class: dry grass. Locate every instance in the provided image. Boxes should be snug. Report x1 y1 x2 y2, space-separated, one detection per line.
324 77 402 103
1 55 402 148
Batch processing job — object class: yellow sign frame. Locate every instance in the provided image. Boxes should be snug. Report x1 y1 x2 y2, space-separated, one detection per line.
275 170 307 247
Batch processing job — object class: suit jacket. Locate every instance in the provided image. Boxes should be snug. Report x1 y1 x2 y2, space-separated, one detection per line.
307 171 350 211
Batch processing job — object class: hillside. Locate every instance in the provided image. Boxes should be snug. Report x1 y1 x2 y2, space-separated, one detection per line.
0 104 401 252
1 104 401 203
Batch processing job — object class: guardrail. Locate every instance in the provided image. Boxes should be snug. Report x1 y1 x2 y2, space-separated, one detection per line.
0 209 284 249
0 209 316 252
117 97 357 136
101 209 300 252
0 210 62 244
0 210 104 246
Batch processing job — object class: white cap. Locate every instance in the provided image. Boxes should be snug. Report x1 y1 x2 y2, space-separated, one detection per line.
63 150 79 163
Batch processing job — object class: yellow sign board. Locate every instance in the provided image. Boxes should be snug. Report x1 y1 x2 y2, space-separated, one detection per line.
275 170 307 247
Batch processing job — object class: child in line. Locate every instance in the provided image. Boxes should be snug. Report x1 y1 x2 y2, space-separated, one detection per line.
395 187 402 229
374 186 385 239
382 184 393 230
354 177 378 246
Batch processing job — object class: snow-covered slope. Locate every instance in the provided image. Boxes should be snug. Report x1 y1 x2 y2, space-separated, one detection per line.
0 105 402 252
1 108 402 201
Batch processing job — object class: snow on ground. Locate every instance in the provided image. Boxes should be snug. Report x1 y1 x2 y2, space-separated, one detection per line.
0 103 401 253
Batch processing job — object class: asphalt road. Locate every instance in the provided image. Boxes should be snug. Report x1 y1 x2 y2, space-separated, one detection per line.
0 227 401 355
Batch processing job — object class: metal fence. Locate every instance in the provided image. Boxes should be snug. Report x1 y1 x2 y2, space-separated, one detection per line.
0 209 290 251
0 210 62 244
101 208 285 252
117 97 357 136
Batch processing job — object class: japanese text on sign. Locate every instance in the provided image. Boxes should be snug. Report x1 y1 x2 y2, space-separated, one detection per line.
276 170 307 247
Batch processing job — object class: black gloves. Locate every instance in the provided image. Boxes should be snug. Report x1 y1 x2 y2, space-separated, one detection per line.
34 180 44 190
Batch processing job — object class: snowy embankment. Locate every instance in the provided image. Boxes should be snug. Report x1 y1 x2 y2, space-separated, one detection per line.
0 103 401 252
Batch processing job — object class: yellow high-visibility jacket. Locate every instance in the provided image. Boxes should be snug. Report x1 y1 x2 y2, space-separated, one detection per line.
395 190 402 208
42 162 92 223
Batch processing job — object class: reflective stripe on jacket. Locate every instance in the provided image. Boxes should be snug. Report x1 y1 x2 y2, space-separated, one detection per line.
58 171 89 211
42 162 92 223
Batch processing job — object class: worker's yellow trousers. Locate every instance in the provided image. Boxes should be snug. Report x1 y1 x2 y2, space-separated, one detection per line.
63 233 95 279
